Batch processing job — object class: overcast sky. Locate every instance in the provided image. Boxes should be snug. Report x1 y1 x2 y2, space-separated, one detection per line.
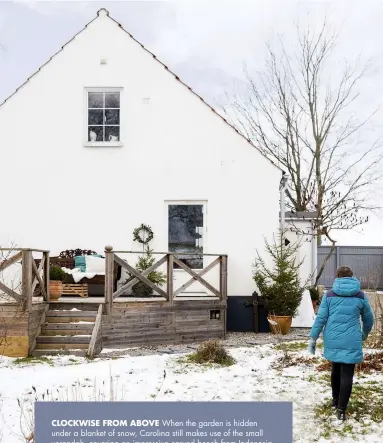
1 0 383 246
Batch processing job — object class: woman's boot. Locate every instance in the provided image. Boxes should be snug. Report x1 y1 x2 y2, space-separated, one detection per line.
337 409 346 421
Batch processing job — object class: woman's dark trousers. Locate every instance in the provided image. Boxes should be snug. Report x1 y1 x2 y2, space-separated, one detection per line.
331 362 356 410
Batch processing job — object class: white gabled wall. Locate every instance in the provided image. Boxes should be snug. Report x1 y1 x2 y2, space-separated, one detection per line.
0 12 281 296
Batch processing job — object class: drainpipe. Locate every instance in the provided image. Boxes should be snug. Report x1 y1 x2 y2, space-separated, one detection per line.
311 220 318 286
279 173 288 231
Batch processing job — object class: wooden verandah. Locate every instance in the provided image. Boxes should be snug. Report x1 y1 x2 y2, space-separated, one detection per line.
0 247 228 357
103 246 227 310
0 248 50 356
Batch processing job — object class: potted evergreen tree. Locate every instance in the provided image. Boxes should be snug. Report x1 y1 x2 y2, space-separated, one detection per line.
252 231 308 335
49 264 66 300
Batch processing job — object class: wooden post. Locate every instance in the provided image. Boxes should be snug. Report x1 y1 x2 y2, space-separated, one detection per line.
252 295 259 333
22 249 33 313
220 255 228 339
44 251 50 303
167 254 174 305
220 255 228 300
87 304 103 358
105 246 114 315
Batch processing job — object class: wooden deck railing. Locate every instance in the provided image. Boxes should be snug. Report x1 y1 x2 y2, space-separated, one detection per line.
0 248 50 311
87 304 103 358
104 246 228 315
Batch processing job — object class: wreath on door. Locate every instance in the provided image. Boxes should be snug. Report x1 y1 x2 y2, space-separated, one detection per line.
133 223 154 245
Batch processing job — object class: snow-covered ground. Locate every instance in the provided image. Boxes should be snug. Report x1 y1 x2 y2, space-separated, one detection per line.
0 343 382 443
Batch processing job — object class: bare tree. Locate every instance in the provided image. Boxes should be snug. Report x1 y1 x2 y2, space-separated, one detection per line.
226 17 383 284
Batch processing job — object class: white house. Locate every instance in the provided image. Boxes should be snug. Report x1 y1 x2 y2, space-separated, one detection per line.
0 9 315 331
0 9 284 299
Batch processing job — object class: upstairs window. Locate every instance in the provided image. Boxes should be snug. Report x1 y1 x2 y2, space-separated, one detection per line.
87 90 120 144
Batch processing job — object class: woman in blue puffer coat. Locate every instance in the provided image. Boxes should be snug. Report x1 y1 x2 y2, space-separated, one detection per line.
308 266 374 421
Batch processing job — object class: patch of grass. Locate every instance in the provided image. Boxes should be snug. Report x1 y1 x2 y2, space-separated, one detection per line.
318 373 331 384
184 340 235 367
314 402 356 439
271 353 294 369
274 340 323 354
13 356 53 366
292 355 322 366
348 383 383 422
314 382 383 439
272 354 323 369
274 341 307 352
307 374 318 382
66 358 81 366
314 400 334 418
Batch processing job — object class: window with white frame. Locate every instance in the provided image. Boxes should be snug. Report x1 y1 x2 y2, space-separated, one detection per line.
87 90 120 143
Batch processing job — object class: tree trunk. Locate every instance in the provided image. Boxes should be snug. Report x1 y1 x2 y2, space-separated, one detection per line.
315 240 336 286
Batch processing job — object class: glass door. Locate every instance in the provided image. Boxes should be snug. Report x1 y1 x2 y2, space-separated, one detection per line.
167 202 207 295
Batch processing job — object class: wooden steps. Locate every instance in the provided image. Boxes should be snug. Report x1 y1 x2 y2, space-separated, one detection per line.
48 302 100 311
31 304 101 357
41 323 94 336
46 311 97 321
32 349 88 357
36 336 91 344
35 342 89 350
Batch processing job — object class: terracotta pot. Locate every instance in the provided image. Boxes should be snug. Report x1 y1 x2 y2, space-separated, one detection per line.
267 315 292 335
49 281 63 300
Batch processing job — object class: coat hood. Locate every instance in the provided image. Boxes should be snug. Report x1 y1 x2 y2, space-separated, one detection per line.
332 277 361 296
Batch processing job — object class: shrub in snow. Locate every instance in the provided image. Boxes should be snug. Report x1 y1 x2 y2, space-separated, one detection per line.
187 340 235 366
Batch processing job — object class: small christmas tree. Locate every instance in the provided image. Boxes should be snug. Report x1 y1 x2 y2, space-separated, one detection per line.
134 245 167 292
123 224 167 297
253 231 307 317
